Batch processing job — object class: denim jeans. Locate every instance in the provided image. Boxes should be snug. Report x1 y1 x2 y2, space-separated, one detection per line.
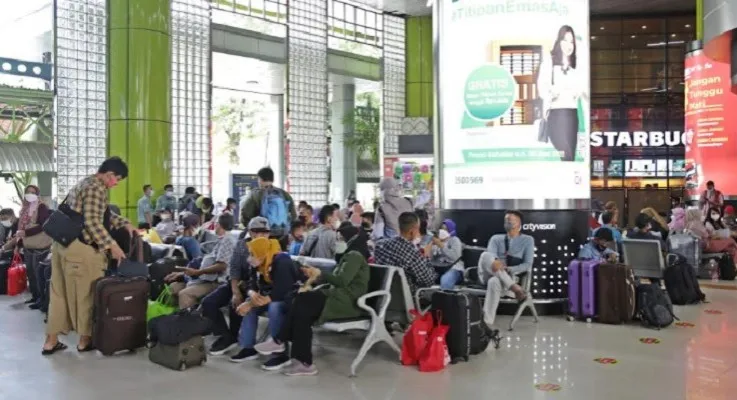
238 301 287 349
439 269 463 289
201 283 242 341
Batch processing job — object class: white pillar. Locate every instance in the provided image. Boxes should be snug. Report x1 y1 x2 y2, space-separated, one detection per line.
330 84 356 203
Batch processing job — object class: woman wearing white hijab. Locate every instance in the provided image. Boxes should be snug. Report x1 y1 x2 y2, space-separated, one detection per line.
371 177 414 240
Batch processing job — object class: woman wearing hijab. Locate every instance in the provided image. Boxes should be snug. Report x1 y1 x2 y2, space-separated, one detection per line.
230 237 296 363
372 177 414 240
668 207 686 233
258 233 370 376
336 221 370 262
13 185 52 309
430 219 466 289
685 208 737 261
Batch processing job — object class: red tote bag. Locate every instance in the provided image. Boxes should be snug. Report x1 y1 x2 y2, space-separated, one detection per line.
401 309 434 366
7 253 27 296
419 312 451 372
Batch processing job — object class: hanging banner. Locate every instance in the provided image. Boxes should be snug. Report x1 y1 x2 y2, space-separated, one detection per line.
438 0 590 202
684 49 737 197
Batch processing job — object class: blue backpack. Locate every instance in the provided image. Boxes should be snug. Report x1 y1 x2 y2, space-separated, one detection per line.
260 188 290 236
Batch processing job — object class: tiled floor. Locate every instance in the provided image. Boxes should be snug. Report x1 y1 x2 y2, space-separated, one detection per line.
1 285 736 400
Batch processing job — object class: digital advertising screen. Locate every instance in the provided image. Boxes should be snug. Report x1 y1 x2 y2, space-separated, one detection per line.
438 0 590 203
684 50 737 196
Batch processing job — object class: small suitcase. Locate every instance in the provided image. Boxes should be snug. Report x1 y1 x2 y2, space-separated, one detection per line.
39 258 52 312
597 263 636 324
567 259 599 321
148 258 178 300
718 253 736 281
149 335 207 371
430 290 497 363
93 276 150 356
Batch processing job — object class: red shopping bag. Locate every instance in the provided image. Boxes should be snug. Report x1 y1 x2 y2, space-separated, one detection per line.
401 309 434 365
7 253 27 296
419 312 451 372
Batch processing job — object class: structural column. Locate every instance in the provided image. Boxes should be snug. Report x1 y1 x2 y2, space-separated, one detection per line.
107 0 171 220
406 16 433 118
330 84 356 202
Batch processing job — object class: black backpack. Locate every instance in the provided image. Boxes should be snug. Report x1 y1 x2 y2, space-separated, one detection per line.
718 253 736 280
664 254 705 305
636 283 677 329
148 308 212 346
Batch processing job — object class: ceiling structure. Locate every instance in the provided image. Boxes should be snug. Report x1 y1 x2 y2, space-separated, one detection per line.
351 0 696 17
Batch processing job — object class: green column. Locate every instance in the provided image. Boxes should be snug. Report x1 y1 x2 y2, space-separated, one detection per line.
107 0 171 221
696 0 704 40
406 16 433 118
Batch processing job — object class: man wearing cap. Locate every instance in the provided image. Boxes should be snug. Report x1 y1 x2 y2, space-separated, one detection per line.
578 228 618 262
175 213 203 260
202 216 271 356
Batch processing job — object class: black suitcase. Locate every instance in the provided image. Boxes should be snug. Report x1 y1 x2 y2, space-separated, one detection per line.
148 258 178 300
149 336 207 371
39 258 52 312
92 276 150 356
430 290 497 363
0 258 10 295
718 254 736 281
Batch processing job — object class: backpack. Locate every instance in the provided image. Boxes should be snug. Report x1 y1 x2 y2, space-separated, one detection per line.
259 188 290 236
636 283 677 329
664 253 705 305
717 253 736 280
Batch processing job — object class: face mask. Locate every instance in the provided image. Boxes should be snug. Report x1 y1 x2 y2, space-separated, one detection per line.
412 236 422 245
711 214 721 220
503 221 514 232
332 219 341 230
147 190 154 197
24 193 38 203
161 214 172 221
335 241 348 254
166 190 174 197
1 220 11 228
438 229 450 240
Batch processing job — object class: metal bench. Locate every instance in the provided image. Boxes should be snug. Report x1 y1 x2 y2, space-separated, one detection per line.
621 239 665 281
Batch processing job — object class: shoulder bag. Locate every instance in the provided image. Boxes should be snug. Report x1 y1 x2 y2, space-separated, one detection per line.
42 196 85 248
23 206 53 250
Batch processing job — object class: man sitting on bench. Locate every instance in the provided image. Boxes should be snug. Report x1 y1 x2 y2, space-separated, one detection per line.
482 210 532 329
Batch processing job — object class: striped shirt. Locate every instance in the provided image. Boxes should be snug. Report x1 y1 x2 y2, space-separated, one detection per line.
66 175 128 250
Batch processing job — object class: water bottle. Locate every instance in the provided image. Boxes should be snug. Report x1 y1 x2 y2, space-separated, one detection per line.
709 259 719 282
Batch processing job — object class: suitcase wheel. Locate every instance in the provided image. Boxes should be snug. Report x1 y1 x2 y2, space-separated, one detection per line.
198 345 205 352
586 318 592 323
566 315 574 322
179 362 187 371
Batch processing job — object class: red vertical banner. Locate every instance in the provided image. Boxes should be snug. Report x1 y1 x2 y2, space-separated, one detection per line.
383 157 399 178
684 51 737 197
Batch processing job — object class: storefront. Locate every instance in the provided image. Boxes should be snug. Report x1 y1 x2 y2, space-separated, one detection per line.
589 14 695 190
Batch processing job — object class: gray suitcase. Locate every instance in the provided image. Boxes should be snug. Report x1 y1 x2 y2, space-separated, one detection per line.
148 336 207 371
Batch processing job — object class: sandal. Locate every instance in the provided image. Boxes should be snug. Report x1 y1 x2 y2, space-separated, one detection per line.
41 342 68 356
77 344 96 353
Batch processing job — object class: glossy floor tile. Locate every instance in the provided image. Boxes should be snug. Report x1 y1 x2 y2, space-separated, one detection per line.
2 286 737 400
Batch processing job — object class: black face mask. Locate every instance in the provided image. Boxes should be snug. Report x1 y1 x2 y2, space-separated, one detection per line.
361 222 371 230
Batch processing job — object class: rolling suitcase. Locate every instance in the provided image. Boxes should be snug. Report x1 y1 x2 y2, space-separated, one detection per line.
430 290 497 363
597 263 636 324
148 258 178 300
93 276 150 356
39 258 52 312
0 258 10 295
149 336 207 371
567 259 599 321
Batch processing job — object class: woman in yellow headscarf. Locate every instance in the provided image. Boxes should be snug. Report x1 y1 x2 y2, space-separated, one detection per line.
231 237 297 362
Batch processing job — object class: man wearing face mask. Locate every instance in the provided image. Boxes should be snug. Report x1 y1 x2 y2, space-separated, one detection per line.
374 212 437 294
578 228 618 262
43 157 134 355
700 180 724 216
137 184 154 229
155 184 178 213
0 208 19 249
481 210 533 329
300 205 339 259
166 213 237 309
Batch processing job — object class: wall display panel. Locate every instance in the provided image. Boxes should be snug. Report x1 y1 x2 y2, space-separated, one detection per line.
171 0 211 196
437 0 591 204
54 0 108 199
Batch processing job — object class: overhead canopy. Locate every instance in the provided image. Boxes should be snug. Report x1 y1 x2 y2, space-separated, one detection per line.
0 141 54 173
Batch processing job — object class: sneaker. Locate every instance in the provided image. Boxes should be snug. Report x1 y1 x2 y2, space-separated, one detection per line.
209 336 237 356
261 354 292 371
254 337 285 355
283 361 318 376
229 348 259 363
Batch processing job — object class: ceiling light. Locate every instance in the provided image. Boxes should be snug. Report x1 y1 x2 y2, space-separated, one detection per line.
600 26 605 30
631 35 636 38
591 36 596 40
685 24 691 28
671 33 677 37
642 25 647 29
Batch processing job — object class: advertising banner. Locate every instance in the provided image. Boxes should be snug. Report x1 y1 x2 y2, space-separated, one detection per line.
439 0 590 202
684 51 737 196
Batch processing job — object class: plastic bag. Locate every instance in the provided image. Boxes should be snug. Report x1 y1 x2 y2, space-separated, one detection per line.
7 253 27 296
401 309 434 366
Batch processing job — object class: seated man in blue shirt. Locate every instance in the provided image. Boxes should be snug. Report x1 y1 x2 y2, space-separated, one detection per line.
594 211 622 247
578 228 618 262
482 210 534 329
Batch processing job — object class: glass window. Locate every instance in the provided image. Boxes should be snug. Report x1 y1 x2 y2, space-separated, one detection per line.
668 16 696 34
592 64 622 80
591 35 622 49
622 18 666 35
594 19 623 35
592 49 621 64
593 78 622 94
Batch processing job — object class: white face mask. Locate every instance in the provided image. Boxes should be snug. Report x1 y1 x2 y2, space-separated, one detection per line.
412 236 422 245
332 219 341 230
24 193 38 203
1 220 11 228
711 214 721 220
161 214 172 221
335 241 348 254
438 229 450 240
166 190 174 197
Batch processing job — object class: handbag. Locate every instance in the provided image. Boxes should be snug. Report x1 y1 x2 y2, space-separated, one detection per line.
23 209 52 249
43 197 84 248
147 285 177 322
401 309 434 366
7 253 27 296
418 311 451 372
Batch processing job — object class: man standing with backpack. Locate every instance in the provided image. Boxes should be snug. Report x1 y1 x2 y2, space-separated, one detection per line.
241 167 296 250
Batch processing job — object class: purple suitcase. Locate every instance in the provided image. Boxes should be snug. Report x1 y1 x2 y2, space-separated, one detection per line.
567 259 599 320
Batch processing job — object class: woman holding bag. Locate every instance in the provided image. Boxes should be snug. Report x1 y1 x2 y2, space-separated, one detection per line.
12 185 52 310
